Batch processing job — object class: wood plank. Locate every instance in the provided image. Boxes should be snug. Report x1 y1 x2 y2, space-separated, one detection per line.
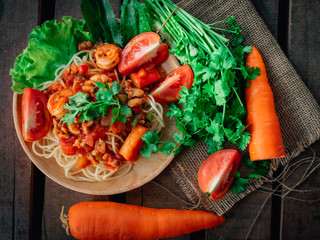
41 178 110 239
207 187 274 240
0 0 38 239
281 141 320 239
282 0 320 239
251 0 279 38
30 1 57 239
40 1 124 239
287 0 320 103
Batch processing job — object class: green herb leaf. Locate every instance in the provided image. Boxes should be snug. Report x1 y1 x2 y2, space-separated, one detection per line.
61 82 131 125
81 0 123 47
246 66 261 81
158 141 176 156
121 0 139 45
141 131 160 158
141 131 179 158
231 156 270 194
231 171 250 194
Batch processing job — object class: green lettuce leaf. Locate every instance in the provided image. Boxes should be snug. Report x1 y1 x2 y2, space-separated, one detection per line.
10 16 92 93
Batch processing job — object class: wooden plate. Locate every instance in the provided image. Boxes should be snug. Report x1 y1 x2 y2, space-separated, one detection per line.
13 92 177 195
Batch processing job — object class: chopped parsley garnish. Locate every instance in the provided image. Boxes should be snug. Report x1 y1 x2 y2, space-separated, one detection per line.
61 81 132 125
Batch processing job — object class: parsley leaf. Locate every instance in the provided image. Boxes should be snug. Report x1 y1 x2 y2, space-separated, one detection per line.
141 131 181 158
246 66 261 81
231 155 270 194
141 131 159 158
231 172 250 194
61 82 131 125
158 142 176 156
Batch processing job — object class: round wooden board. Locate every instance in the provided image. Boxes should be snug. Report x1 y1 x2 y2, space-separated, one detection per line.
13 93 177 195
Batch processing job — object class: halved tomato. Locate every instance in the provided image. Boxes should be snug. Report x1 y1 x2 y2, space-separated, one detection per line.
21 88 52 142
118 32 169 76
198 149 241 200
150 65 194 104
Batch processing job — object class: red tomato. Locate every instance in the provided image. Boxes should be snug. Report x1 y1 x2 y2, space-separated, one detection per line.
118 32 169 75
59 137 77 155
107 72 117 81
152 43 169 66
198 149 241 200
77 64 88 74
150 65 194 104
85 125 107 147
21 88 52 142
109 120 126 134
130 67 160 88
64 73 76 87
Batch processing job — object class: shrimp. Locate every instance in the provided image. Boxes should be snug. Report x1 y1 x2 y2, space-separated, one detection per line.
95 44 122 70
47 88 74 119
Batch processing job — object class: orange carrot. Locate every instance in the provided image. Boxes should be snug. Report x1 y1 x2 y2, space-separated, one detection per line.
67 201 225 240
118 124 148 162
245 46 285 161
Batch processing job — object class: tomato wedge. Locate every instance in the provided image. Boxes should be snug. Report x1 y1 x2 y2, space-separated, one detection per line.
21 88 52 142
118 32 169 75
150 65 194 104
198 149 241 200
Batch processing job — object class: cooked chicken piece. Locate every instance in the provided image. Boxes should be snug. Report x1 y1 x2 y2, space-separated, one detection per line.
68 124 80 135
128 98 142 108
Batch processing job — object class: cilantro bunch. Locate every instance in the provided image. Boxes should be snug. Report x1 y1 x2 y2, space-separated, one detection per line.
145 0 260 154
61 82 131 125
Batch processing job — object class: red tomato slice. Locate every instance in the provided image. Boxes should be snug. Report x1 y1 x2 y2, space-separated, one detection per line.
59 136 77 155
118 32 169 76
77 64 88 74
21 88 52 142
130 67 160 88
198 149 241 200
150 65 194 104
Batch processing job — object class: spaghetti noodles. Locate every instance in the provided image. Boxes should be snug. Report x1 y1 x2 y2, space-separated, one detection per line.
32 43 166 182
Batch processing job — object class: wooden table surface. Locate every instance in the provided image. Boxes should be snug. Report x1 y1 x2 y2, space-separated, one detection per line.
1 0 320 239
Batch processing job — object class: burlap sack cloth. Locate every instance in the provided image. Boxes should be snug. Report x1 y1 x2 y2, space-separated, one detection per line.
167 0 320 216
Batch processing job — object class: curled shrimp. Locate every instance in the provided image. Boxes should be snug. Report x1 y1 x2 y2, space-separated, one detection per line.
47 88 74 119
95 44 122 70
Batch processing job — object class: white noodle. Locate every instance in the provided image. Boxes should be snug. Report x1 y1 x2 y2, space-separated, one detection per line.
32 50 166 182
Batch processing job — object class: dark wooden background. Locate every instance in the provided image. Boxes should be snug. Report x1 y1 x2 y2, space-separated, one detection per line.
1 0 320 239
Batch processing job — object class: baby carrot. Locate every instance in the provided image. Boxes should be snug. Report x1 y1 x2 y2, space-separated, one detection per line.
67 201 225 240
118 124 148 162
245 46 285 161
